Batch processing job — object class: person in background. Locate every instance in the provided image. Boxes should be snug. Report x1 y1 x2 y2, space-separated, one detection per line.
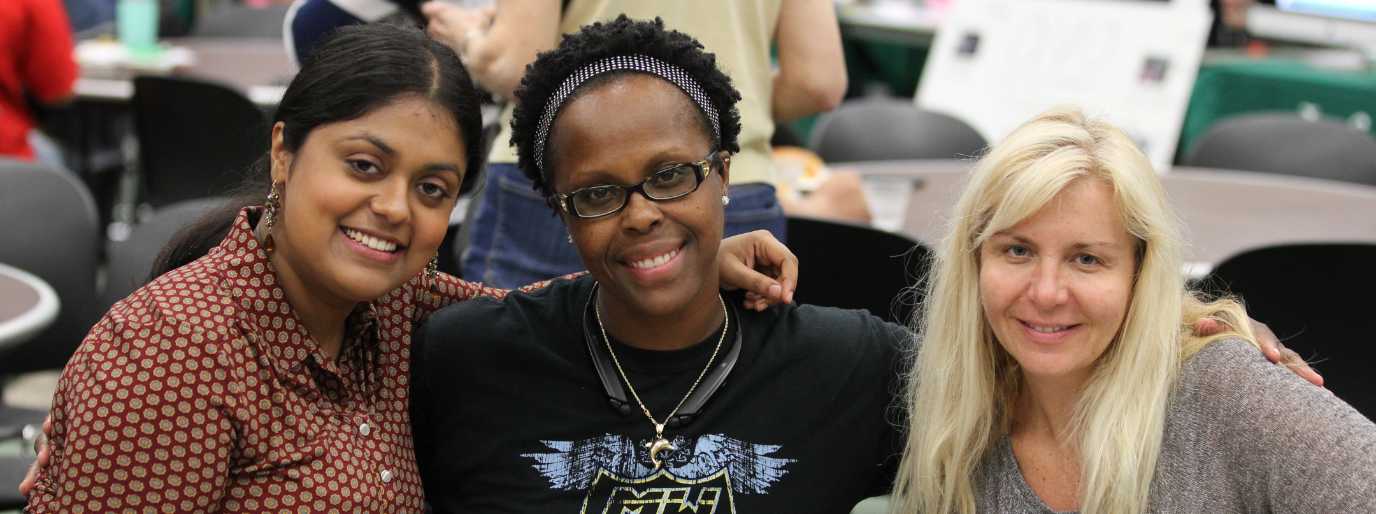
283 0 427 67
62 0 115 33
423 0 848 288
891 107 1375 514
0 0 78 169
1213 0 1255 46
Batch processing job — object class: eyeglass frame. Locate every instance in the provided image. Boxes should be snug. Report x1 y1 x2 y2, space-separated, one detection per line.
547 150 730 219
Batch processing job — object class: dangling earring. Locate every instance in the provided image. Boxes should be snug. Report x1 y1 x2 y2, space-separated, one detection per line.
263 182 282 229
567 234 573 244
721 195 730 206
421 254 439 305
261 182 283 252
425 254 439 284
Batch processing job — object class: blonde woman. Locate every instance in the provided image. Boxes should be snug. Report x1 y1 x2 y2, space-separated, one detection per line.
892 108 1376 514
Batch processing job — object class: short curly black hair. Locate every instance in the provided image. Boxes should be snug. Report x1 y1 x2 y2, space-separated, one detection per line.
510 15 743 197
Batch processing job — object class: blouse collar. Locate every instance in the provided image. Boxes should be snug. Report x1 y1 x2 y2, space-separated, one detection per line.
212 207 381 378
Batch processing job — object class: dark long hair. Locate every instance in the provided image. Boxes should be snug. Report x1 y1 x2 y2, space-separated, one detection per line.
151 23 484 278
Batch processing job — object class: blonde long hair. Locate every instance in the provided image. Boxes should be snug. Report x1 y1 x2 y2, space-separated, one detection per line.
890 107 1254 514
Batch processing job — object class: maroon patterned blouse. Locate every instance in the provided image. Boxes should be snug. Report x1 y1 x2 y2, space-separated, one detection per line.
27 208 507 513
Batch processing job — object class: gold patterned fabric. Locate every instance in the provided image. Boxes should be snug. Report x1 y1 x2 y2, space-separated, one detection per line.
27 208 508 513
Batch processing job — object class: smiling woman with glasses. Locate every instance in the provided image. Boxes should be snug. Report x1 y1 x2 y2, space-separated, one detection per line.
409 16 913 513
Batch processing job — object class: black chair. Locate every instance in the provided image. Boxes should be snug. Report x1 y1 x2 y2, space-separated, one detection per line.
785 216 929 324
0 161 102 469
0 162 102 376
0 455 36 509
1203 243 1376 419
131 75 266 208
1184 113 1376 186
103 197 229 309
808 96 987 163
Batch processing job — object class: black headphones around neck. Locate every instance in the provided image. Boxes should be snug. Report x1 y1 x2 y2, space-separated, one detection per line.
582 285 741 429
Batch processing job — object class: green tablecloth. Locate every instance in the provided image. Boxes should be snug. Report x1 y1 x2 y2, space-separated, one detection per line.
1179 57 1376 159
843 36 930 99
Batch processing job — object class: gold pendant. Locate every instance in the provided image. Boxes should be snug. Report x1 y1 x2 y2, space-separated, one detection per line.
647 437 676 469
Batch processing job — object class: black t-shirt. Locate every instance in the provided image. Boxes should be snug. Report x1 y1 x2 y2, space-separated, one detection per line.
412 275 911 513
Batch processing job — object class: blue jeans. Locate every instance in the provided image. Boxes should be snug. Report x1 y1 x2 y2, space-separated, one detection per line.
462 163 786 289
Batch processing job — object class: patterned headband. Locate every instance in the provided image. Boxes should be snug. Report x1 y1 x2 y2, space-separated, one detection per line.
533 54 722 174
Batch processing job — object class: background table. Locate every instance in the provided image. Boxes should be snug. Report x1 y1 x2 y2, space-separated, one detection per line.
0 263 60 352
1179 53 1376 160
76 37 293 107
850 160 1376 274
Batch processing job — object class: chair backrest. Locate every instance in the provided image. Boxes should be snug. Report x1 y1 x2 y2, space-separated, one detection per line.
1204 243 1376 419
808 97 987 163
785 216 929 324
131 75 266 208
0 454 37 509
103 197 229 308
1184 113 1376 186
0 161 102 373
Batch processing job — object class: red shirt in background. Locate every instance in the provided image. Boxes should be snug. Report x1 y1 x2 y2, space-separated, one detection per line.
0 0 78 161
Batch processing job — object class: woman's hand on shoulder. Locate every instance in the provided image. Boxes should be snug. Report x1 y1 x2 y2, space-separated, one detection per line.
1193 316 1323 387
718 230 798 312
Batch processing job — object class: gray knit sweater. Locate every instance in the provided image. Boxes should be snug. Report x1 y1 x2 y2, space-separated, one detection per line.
975 339 1376 513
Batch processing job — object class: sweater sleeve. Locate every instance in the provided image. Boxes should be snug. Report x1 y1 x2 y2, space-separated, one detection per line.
1188 339 1376 512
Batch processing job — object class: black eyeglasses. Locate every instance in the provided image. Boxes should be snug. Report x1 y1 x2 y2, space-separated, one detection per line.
549 151 727 219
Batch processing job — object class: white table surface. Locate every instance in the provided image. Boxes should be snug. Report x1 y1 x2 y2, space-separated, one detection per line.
0 262 61 350
76 38 293 107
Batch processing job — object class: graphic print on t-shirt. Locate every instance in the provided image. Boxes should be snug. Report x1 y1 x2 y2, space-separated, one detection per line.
523 433 795 513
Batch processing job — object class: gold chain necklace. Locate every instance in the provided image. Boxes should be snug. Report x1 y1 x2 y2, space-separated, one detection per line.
593 287 728 469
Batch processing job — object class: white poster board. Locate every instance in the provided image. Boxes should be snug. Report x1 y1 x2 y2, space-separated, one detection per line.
916 0 1212 170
